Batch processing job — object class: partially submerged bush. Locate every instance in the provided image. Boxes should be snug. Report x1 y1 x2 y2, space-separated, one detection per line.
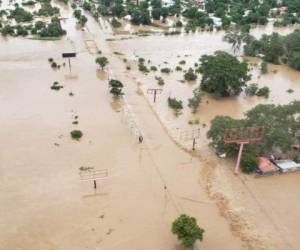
50 81 63 90
109 79 124 98
260 61 268 74
175 66 182 71
245 83 259 96
184 68 197 81
51 61 57 68
155 76 165 86
245 84 270 98
70 130 83 139
150 65 157 71
256 86 270 98
138 59 149 73
161 67 171 73
168 97 183 111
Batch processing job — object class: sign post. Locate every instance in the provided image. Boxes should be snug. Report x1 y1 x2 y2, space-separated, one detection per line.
224 126 266 174
62 52 76 73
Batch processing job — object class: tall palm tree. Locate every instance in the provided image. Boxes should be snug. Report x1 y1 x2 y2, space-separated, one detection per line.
224 26 250 54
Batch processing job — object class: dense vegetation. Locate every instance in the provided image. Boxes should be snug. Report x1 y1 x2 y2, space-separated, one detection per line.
207 101 300 162
9 6 33 22
70 130 83 139
198 51 250 97
39 17 66 37
0 0 66 38
2 0 299 39
81 0 300 31
244 30 300 70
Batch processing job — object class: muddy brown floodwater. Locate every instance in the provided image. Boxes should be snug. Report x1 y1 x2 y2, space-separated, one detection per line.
0 1 300 250
109 20 300 250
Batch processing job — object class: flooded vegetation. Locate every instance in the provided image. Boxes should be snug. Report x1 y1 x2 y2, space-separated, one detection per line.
1 0 300 250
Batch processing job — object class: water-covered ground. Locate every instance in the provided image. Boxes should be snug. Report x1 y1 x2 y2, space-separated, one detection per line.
1 1 300 249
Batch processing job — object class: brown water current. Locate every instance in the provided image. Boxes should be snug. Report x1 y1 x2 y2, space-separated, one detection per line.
1 2 300 250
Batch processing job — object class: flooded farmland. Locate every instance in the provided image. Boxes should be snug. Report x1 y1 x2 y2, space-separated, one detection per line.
1 1 300 250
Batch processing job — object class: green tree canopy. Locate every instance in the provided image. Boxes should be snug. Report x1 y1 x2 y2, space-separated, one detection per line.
198 51 250 97
172 214 204 249
95 56 109 70
109 79 124 97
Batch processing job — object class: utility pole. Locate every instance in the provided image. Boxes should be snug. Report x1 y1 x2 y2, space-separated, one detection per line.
68 58 72 73
180 128 201 151
79 169 108 189
147 88 162 103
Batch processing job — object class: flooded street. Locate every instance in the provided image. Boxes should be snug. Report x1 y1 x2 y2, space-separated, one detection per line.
1 1 300 250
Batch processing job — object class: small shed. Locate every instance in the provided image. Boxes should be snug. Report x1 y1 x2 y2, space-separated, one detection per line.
275 160 300 173
257 157 280 175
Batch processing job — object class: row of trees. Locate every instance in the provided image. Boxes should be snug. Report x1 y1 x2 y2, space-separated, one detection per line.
1 17 66 37
94 57 123 98
73 9 88 27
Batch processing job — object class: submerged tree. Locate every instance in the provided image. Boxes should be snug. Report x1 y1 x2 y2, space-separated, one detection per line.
108 79 124 98
95 56 109 70
188 88 202 113
184 68 197 81
172 214 204 249
198 51 250 97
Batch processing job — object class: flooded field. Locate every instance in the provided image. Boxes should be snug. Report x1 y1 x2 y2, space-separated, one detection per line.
1 1 300 250
110 23 300 144
109 22 300 250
